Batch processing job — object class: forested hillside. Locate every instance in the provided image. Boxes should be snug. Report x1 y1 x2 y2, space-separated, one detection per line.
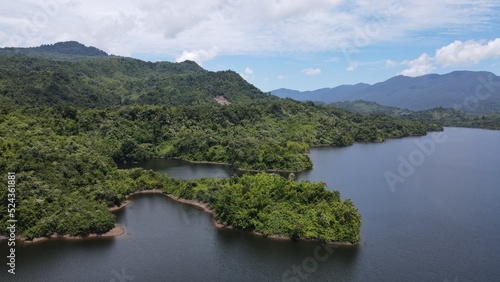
404 108 500 130
0 54 269 107
0 42 443 243
330 100 500 130
0 100 437 241
0 41 271 108
0 41 109 60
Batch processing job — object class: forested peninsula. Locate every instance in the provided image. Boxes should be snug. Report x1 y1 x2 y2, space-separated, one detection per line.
0 42 443 243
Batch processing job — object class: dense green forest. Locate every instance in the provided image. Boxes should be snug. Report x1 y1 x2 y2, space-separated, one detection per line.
0 50 270 107
0 100 438 242
0 42 444 243
0 101 440 172
403 107 500 130
330 100 413 116
169 173 361 243
0 41 109 60
331 100 500 130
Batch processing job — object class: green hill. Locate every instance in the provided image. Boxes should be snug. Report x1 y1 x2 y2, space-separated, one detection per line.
0 50 271 107
330 100 412 116
0 42 445 243
330 100 500 130
404 107 500 130
0 41 109 61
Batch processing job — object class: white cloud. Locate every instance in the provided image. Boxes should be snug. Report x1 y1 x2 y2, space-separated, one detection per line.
386 59 398 69
1 0 499 63
399 53 435 77
277 75 285 80
244 67 254 75
396 37 500 77
175 48 218 66
302 68 322 76
435 38 500 66
241 67 254 80
346 62 359 72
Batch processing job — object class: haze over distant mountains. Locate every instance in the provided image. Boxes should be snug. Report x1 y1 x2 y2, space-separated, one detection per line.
272 71 500 114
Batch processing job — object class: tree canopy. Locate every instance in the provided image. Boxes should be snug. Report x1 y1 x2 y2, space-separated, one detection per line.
0 47 444 243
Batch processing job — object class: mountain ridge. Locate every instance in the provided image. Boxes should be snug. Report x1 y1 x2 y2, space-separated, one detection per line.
272 71 500 114
0 41 273 107
0 41 110 60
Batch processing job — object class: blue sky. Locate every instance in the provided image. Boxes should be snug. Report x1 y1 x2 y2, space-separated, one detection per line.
1 0 500 91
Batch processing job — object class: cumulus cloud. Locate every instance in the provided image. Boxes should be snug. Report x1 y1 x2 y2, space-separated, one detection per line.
1 0 499 64
302 68 322 76
241 67 254 80
175 48 218 66
346 62 359 72
397 37 500 77
399 53 435 77
386 59 398 69
245 67 254 75
435 39 500 66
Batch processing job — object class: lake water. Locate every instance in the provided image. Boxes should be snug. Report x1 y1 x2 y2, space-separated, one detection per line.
2 128 500 281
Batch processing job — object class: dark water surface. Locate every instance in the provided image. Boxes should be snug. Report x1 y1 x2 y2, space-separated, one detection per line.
2 128 500 281
119 158 234 179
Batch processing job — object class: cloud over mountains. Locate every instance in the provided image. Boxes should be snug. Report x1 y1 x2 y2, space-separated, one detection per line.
399 39 500 77
1 0 499 64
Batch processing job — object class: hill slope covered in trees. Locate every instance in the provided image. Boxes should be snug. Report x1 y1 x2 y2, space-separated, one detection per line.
0 42 444 243
0 52 270 107
330 100 500 130
0 41 109 61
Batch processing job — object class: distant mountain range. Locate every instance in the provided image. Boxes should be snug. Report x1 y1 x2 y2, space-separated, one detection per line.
3 42 500 114
272 71 500 114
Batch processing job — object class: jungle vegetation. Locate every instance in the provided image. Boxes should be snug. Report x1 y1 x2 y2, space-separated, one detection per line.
0 43 444 242
330 100 500 130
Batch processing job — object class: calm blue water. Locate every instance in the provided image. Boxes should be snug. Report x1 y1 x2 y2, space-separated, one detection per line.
2 127 500 281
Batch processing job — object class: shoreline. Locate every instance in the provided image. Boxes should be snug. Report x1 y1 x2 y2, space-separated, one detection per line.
1 129 438 244
168 157 311 173
2 189 357 246
20 224 125 244
152 131 444 173
163 193 356 246
108 189 165 211
123 129 445 174
163 194 224 228
8 190 167 243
